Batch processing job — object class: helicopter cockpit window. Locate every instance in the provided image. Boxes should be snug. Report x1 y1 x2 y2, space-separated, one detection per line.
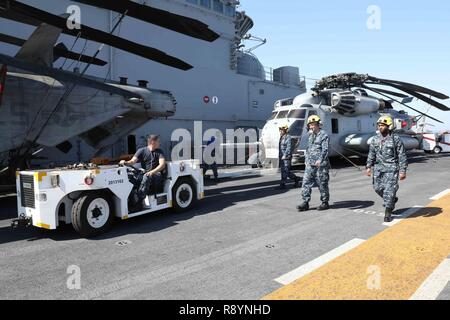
288 109 307 119
289 120 305 137
276 110 289 119
268 112 277 120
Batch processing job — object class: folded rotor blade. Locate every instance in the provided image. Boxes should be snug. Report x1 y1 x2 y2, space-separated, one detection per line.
72 0 219 42
368 75 449 100
0 0 193 70
362 85 444 124
364 86 409 99
0 33 107 66
0 52 140 98
375 81 450 111
0 32 23 46
53 43 107 66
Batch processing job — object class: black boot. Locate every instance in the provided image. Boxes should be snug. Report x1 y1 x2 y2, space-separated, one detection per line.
129 201 143 213
294 178 300 188
297 202 309 212
318 202 330 211
276 184 286 190
384 208 393 223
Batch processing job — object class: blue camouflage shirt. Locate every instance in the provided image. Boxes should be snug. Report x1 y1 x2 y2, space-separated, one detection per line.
279 134 294 159
305 130 330 166
366 133 408 173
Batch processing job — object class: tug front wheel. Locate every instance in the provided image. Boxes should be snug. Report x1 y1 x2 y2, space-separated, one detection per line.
72 192 114 237
172 177 196 213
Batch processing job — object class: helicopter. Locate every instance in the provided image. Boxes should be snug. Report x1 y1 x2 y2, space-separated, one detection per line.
0 0 219 185
255 73 449 167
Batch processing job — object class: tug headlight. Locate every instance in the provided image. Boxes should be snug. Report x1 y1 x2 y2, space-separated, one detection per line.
36 193 47 202
50 174 60 188
84 175 94 186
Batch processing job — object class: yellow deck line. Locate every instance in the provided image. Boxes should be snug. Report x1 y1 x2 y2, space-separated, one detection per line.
263 194 450 300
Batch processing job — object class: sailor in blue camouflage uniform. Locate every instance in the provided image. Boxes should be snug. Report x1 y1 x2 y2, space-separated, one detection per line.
297 115 330 212
366 115 408 222
278 125 300 189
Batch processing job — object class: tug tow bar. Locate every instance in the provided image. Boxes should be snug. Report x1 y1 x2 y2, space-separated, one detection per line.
11 214 32 229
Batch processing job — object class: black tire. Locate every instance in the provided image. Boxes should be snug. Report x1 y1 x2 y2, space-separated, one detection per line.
71 192 114 237
172 177 197 213
433 146 442 154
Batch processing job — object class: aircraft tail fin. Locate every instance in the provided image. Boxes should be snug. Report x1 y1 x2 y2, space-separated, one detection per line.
14 15 68 67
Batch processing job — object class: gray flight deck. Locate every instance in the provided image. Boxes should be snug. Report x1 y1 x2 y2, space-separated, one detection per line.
0 152 449 300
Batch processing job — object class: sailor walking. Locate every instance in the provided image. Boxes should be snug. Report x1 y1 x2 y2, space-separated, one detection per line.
297 115 330 212
366 116 408 222
278 125 300 189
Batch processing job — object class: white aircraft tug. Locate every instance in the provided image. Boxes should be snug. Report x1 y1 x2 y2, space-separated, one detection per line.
13 160 204 237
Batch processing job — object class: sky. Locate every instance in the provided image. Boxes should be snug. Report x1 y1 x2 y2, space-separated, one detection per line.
239 0 450 131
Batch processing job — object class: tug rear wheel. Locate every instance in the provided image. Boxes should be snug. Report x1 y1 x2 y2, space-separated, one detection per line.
172 178 196 213
72 192 114 237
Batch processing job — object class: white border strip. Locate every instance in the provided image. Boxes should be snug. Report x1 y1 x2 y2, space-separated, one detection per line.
410 259 450 300
274 238 366 285
383 206 423 227
430 189 450 201
0 193 16 199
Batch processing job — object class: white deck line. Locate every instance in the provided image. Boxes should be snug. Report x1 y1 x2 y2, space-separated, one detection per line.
410 259 450 300
274 238 366 285
430 189 450 201
383 206 423 227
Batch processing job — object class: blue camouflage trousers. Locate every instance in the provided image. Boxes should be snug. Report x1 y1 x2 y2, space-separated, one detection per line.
301 165 330 203
280 159 298 184
372 169 399 210
137 172 163 202
203 162 218 178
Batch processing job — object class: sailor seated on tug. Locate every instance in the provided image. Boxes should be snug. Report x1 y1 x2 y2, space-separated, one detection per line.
120 135 167 210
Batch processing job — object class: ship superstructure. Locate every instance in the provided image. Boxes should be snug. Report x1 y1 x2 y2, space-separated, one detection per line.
0 0 306 164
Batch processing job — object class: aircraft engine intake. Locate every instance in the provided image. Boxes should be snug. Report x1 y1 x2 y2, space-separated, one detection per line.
331 91 382 116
